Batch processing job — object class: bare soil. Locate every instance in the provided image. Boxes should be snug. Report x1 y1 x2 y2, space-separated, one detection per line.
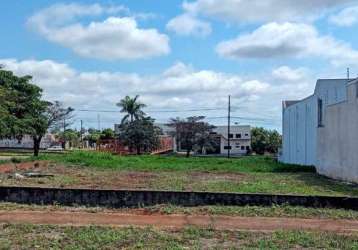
0 210 357 233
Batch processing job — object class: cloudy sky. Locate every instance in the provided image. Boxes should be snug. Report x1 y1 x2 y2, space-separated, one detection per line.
1 0 358 131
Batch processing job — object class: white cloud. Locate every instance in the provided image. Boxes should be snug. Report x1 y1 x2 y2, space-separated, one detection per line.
329 6 358 26
27 3 170 60
1 59 324 129
166 14 212 37
183 0 355 23
272 66 309 82
216 22 358 67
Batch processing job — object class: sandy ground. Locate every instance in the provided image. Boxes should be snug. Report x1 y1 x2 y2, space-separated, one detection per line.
0 210 357 233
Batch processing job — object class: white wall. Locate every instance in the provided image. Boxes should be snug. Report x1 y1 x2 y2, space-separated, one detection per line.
317 82 358 183
280 79 348 166
0 134 56 149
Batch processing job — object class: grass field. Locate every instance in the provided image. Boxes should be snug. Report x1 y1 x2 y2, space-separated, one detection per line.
0 224 357 249
1 151 357 196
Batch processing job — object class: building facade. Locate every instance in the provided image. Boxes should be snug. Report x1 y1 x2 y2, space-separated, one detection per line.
280 78 358 183
212 125 251 155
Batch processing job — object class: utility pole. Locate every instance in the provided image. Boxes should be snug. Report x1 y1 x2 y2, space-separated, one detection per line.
347 68 350 80
97 114 101 131
80 120 83 148
63 118 66 149
227 95 231 159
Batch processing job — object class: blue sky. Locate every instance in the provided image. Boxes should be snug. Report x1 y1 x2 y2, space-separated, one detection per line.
1 0 358 130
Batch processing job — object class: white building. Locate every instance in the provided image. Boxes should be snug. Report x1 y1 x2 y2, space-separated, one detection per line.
212 125 251 155
280 78 358 183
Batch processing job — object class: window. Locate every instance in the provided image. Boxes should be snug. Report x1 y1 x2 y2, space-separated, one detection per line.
318 98 323 127
224 146 232 150
228 134 233 138
246 146 250 151
241 146 245 150
236 133 241 138
245 133 249 137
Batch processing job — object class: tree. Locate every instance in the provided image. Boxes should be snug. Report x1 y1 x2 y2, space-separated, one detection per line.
116 95 146 123
168 116 215 157
46 101 75 150
100 128 115 140
251 127 282 155
118 117 160 155
57 129 80 148
0 68 74 156
84 128 101 147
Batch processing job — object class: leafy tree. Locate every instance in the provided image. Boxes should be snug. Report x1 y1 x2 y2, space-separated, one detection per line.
57 129 80 148
168 116 215 157
118 117 160 155
100 128 115 140
116 95 146 123
251 127 282 155
0 68 74 156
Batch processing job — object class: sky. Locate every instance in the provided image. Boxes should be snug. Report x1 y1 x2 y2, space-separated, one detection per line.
1 0 358 131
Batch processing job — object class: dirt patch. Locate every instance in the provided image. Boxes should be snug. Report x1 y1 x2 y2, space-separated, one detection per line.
0 210 357 233
0 163 160 190
189 172 246 182
0 161 50 174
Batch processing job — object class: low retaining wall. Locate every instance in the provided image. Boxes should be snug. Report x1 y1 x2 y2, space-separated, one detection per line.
0 186 357 210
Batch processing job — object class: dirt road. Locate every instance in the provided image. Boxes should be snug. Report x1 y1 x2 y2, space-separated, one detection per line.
0 210 357 233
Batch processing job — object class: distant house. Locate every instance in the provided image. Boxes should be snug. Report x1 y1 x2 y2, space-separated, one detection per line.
115 123 251 155
155 123 251 156
211 125 251 155
280 78 358 183
0 134 58 149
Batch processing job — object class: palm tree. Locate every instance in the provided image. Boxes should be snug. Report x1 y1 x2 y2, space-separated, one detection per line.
116 95 146 124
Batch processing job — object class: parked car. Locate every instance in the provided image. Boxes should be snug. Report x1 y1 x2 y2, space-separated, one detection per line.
46 145 64 151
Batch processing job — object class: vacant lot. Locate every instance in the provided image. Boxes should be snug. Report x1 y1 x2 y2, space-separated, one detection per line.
0 151 357 196
0 224 357 249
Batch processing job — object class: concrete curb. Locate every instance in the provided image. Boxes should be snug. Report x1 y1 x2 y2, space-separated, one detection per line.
0 186 357 210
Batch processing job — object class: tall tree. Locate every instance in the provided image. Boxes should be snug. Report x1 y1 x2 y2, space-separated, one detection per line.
0 68 74 156
118 117 160 155
168 116 215 157
251 127 282 155
116 95 146 123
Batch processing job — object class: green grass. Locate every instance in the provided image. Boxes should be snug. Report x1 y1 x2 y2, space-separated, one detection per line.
0 224 356 249
36 150 315 173
0 150 353 196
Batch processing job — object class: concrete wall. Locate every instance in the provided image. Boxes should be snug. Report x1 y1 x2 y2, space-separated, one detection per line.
0 134 57 149
0 186 357 209
317 82 358 183
281 95 318 165
280 79 348 166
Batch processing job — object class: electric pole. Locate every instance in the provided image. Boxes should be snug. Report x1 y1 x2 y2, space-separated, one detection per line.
80 120 83 148
97 114 101 131
347 68 350 80
227 95 231 159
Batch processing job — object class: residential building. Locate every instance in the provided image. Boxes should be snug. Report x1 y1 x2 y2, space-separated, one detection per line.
280 78 358 183
211 125 251 155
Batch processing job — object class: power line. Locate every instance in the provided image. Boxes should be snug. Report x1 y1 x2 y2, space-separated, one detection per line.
76 108 226 113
